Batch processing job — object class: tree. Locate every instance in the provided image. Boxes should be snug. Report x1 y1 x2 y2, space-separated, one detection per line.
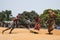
40 9 60 28
0 10 13 21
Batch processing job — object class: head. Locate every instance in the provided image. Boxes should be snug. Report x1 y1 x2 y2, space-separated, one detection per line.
16 14 21 18
48 10 53 13
18 14 21 16
34 16 39 19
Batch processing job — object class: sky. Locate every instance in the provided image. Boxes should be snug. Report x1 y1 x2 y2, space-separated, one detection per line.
0 0 60 17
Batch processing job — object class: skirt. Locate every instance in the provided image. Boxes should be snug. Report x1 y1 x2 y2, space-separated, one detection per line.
34 23 41 30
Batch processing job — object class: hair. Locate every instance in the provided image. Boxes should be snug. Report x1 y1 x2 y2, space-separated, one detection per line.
48 9 54 13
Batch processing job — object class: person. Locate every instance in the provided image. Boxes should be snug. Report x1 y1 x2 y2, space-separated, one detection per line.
15 14 21 28
2 18 16 34
0 18 3 27
2 14 21 34
30 17 42 34
46 10 56 34
25 18 31 30
34 17 42 31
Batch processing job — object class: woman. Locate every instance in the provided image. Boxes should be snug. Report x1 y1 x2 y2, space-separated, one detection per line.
30 17 42 34
47 10 56 34
34 17 41 30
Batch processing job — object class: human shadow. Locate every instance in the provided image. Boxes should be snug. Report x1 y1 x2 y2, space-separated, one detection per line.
30 30 39 34
46 33 53 35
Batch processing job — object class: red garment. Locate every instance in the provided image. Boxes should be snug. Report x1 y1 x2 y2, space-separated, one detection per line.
34 23 41 30
34 17 41 30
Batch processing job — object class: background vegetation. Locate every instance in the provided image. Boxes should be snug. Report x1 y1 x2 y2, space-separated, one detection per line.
0 9 60 28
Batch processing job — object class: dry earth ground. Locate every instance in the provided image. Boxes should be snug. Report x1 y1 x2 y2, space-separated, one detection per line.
0 27 60 40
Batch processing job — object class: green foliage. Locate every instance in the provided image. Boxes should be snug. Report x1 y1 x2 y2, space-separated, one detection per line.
19 11 39 25
40 9 60 27
0 9 60 28
21 11 39 22
53 9 60 26
0 10 13 21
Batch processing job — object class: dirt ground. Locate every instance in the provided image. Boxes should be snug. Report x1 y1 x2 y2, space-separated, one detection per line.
0 27 60 40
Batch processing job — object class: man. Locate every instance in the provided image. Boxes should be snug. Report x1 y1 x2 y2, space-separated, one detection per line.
25 18 31 30
15 14 21 28
2 18 16 34
2 14 21 34
47 10 56 34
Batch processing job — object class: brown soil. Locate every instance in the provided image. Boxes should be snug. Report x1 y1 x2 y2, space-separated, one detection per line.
0 27 60 40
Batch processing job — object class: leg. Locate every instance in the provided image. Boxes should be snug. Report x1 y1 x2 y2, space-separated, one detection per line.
27 25 30 30
9 27 15 34
48 29 51 34
48 24 54 34
48 27 53 34
48 26 51 34
9 22 16 34
26 24 30 30
49 28 54 33
2 27 11 34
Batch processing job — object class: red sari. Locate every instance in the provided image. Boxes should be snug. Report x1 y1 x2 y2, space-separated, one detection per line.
34 17 41 30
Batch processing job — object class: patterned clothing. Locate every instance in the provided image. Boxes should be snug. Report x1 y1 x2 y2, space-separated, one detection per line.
48 12 56 33
34 18 41 30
